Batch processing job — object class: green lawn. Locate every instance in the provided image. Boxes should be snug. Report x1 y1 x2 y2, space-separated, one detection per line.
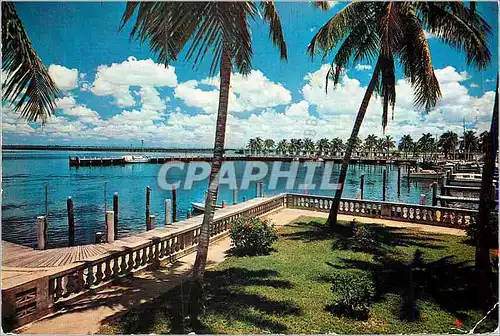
100 217 498 334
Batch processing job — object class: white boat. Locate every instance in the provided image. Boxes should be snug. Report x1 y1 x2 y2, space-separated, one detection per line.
122 155 149 163
452 173 482 181
191 202 223 213
292 157 300 161
404 168 443 179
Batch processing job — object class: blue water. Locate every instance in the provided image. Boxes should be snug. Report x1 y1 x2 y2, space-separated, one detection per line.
2 150 434 248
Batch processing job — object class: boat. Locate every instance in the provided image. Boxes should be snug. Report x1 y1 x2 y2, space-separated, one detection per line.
292 157 300 161
191 202 223 213
452 173 482 182
404 168 443 179
122 155 149 163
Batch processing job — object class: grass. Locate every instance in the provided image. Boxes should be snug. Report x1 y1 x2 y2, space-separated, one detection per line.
100 217 498 334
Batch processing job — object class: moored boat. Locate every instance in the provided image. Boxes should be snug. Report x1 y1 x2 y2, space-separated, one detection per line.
191 202 223 213
122 155 149 163
404 168 443 179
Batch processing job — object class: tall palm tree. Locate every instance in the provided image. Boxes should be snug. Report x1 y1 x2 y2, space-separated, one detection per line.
352 136 363 156
398 134 414 159
247 138 257 155
461 130 479 160
277 139 289 155
264 138 275 155
120 2 287 320
330 137 344 156
254 137 264 155
308 2 491 226
2 2 59 123
364 134 378 158
417 133 435 162
383 135 395 158
375 138 385 157
479 130 490 153
438 131 459 159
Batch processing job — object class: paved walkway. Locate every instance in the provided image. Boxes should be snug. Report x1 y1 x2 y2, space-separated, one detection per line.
15 208 465 334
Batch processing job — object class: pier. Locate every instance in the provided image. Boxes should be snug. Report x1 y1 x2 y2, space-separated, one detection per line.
69 155 418 167
2 193 477 330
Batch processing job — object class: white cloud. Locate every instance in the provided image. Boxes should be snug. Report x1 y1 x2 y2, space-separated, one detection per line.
174 70 291 114
284 100 310 118
89 56 177 107
48 64 79 90
55 95 101 124
434 66 469 83
355 64 372 71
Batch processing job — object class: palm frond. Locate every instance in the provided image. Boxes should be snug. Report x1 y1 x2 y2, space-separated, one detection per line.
416 2 491 69
398 8 441 112
260 2 287 60
2 2 59 124
307 1 374 60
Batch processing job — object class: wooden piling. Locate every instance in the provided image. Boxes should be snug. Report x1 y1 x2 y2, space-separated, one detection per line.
172 188 177 223
165 199 172 225
256 182 260 198
187 210 191 219
36 215 47 250
233 188 238 205
432 182 438 206
148 215 155 230
222 200 227 208
397 167 401 196
146 186 151 228
360 175 365 200
45 184 48 217
113 192 119 239
106 211 114 242
95 232 105 244
382 169 387 201
67 197 75 246
243 196 247 202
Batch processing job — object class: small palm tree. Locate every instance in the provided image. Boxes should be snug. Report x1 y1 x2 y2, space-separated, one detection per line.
417 133 435 162
330 137 344 156
277 139 289 155
364 134 378 158
316 138 330 155
254 137 264 155
461 130 479 160
264 138 275 155
438 131 459 159
383 135 395 158
398 134 414 159
303 138 315 155
2 2 59 123
309 1 491 226
120 2 288 319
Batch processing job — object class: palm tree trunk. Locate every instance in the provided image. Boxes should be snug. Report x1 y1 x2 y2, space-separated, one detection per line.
327 59 380 227
475 77 498 311
188 44 232 320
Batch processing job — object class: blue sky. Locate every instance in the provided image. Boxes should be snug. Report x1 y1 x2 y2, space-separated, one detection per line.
2 1 498 148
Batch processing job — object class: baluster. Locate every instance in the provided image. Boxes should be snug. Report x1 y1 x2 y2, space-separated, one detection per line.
64 274 75 297
86 264 95 288
436 210 442 222
104 259 112 280
416 208 421 220
112 257 119 275
409 208 415 219
175 237 180 252
94 263 104 285
127 251 135 271
54 277 64 301
135 249 142 267
120 255 128 274
76 268 85 293
355 202 360 213
159 240 166 258
141 247 148 265
403 207 408 219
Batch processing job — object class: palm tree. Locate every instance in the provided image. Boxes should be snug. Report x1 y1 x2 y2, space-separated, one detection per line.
417 133 435 162
2 2 60 123
383 135 395 158
277 139 289 155
398 135 414 159
461 130 479 160
264 139 275 155
479 130 490 152
303 138 315 155
247 138 257 155
120 2 288 320
375 138 385 158
364 134 378 158
330 137 344 156
290 138 303 155
438 131 459 159
316 138 330 156
309 1 491 227
254 137 264 155
352 136 363 157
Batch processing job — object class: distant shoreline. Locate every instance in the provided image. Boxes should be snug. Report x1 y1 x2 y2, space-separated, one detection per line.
2 145 239 153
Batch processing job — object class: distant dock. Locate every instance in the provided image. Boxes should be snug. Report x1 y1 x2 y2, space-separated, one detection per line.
69 155 418 167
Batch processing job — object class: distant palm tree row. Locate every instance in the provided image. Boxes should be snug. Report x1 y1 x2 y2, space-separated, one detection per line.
245 130 488 160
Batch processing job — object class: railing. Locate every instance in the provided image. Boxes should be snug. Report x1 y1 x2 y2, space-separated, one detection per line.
286 193 477 229
2 194 286 330
4 193 476 330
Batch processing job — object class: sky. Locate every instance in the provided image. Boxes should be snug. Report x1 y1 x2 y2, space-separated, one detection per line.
2 1 499 148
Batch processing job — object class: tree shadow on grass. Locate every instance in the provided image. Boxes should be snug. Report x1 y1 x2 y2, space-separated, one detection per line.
102 268 299 334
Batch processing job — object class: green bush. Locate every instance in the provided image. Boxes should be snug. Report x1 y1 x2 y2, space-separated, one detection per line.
228 216 278 256
466 211 498 248
348 220 376 252
328 271 375 319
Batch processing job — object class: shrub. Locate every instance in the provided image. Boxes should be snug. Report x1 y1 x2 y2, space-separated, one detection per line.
348 220 376 252
228 217 278 256
328 271 375 319
466 211 498 248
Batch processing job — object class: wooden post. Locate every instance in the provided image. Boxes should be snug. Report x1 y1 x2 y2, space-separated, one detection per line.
148 215 155 230
113 192 118 240
95 232 105 244
172 188 177 223
360 175 365 200
382 169 387 201
106 211 114 243
222 200 227 208
165 199 172 225
187 210 191 219
432 182 438 206
440 177 445 196
233 188 238 205
243 196 247 202
419 194 426 205
397 167 401 196
146 186 151 228
104 182 107 211
67 197 75 246
36 216 47 250
256 182 260 198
